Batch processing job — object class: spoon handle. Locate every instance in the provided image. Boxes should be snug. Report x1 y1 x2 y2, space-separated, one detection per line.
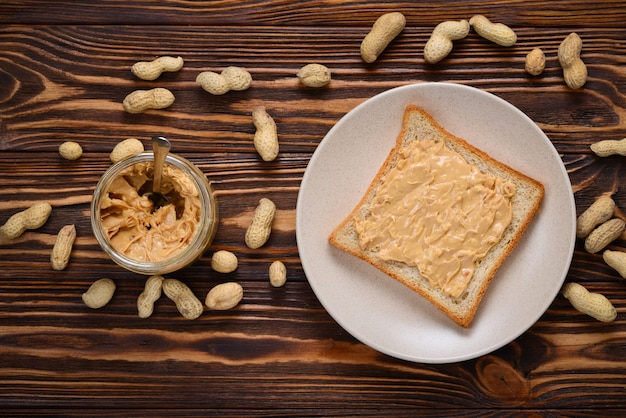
152 136 171 193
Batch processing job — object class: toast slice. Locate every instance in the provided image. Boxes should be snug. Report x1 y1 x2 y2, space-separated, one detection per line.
328 104 544 327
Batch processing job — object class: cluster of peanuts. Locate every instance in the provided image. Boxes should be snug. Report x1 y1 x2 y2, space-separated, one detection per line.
0 203 103 311
121 57 277 161
129 194 284 319
132 277 244 320
568 195 624 322
566 137 626 322
81 194 286 319
81 275 244 319
360 12 587 89
118 56 331 162
0 202 77 273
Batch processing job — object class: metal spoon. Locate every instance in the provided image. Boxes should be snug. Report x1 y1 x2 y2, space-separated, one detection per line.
145 136 171 211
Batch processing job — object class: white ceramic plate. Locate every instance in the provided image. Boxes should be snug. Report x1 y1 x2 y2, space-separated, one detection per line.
296 82 576 363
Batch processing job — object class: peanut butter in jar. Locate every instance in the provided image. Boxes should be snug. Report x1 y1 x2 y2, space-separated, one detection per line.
91 152 217 275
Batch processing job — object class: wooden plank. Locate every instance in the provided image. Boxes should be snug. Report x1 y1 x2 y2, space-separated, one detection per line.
1 25 625 154
1 0 626 27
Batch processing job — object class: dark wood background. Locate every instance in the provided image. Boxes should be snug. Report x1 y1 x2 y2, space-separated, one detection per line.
2 1 626 416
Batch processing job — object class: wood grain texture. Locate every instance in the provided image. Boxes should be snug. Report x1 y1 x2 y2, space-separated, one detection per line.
2 0 626 27
2 1 626 415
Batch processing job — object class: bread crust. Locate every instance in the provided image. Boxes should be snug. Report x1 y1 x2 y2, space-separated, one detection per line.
328 104 544 327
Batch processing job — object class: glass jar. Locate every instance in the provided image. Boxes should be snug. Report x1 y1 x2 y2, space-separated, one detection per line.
91 152 217 275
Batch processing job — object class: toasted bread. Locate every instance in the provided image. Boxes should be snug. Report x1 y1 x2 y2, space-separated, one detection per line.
328 104 544 327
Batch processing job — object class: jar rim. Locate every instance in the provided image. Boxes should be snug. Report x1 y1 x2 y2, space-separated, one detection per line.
90 152 217 275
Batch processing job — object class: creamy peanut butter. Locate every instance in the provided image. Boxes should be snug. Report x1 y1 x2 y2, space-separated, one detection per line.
354 138 515 299
99 161 201 262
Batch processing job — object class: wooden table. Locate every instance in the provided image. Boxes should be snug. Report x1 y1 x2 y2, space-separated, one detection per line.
2 1 626 415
